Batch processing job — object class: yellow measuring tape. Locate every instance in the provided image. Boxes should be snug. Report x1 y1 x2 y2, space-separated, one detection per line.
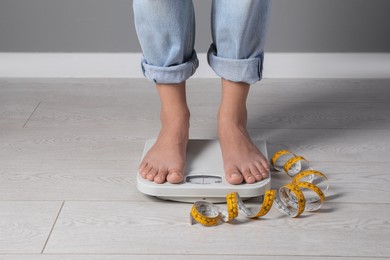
271 149 294 166
190 190 276 227
191 149 329 226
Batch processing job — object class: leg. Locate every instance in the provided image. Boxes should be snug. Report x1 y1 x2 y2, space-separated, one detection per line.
209 0 271 184
218 79 269 184
208 0 269 84
133 0 198 84
139 82 190 184
133 0 197 183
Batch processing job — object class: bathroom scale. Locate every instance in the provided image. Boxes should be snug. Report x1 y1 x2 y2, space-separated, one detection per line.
137 139 271 203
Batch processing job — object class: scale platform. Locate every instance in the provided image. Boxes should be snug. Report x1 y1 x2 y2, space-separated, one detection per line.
137 139 271 203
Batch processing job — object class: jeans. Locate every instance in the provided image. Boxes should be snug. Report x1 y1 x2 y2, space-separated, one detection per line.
133 0 270 84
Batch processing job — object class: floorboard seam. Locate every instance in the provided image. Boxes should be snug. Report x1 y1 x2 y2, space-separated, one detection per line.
40 200 65 254
22 101 41 128
0 253 383 258
1 200 390 205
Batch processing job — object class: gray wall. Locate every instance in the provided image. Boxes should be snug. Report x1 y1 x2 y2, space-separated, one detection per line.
0 0 389 53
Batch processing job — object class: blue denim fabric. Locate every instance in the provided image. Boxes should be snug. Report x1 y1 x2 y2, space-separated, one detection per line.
133 0 270 84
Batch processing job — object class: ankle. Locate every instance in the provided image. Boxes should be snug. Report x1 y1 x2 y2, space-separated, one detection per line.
161 106 190 121
160 107 190 132
219 79 250 127
218 105 247 127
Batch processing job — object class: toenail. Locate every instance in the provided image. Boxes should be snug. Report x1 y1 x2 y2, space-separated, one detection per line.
231 173 240 178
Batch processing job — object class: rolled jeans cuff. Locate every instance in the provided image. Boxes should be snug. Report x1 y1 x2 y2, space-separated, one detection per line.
207 44 264 84
140 51 199 84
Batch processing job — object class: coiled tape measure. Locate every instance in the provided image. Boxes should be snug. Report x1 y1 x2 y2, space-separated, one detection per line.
190 149 329 226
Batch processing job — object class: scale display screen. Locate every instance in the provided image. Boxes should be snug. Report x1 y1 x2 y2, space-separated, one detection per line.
186 175 222 184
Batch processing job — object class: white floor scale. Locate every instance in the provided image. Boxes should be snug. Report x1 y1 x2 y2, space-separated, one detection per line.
137 139 271 203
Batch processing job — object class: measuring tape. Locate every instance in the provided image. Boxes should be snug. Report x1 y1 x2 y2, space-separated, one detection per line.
191 149 329 226
190 190 276 227
271 149 312 177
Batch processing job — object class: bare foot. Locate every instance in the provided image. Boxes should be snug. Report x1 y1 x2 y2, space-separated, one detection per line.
218 79 270 185
138 82 190 184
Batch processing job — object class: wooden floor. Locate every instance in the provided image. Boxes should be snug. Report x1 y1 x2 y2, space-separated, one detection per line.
0 78 389 259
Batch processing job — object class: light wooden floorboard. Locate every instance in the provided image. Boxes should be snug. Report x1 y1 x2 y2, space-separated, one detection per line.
2 78 390 103
0 201 63 253
0 159 151 202
1 127 389 162
271 161 390 204
0 100 40 128
2 78 389 130
0 255 385 260
19 96 390 129
42 201 390 257
1 256 386 260
1 78 390 258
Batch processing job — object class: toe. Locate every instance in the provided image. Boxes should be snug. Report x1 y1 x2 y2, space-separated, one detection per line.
154 168 169 184
242 168 256 184
225 166 244 185
255 161 268 178
146 167 158 181
139 161 147 173
259 156 270 172
250 165 263 181
140 163 151 178
167 169 184 184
